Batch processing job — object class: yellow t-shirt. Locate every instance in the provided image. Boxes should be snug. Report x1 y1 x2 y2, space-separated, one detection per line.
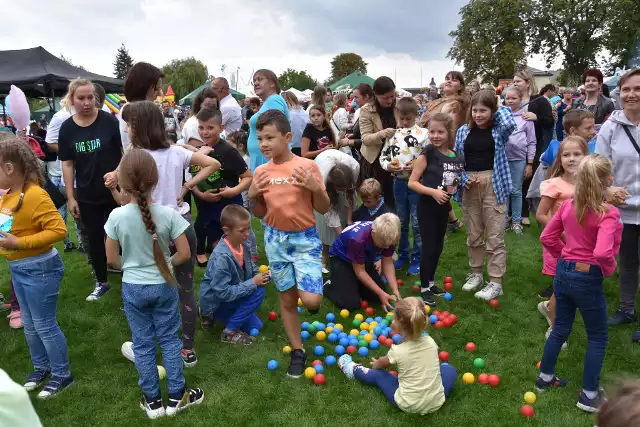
0 185 67 261
387 336 445 415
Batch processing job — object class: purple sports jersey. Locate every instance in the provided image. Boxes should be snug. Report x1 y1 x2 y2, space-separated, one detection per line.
329 221 395 265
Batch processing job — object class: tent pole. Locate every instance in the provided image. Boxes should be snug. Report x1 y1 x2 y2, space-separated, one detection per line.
51 85 56 113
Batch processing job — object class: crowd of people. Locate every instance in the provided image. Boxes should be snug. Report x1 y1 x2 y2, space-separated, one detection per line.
0 60 639 424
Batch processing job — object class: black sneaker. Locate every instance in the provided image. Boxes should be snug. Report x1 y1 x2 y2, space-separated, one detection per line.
182 349 198 368
201 315 214 330
421 289 437 307
23 369 51 391
287 349 307 378
86 282 111 301
37 375 73 399
538 286 553 299
535 375 568 392
140 395 165 419
166 387 204 416
431 285 446 296
63 242 76 252
576 388 607 413
221 330 254 345
447 219 464 233
608 309 637 326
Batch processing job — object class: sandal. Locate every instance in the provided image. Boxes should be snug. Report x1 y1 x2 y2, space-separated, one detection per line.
220 330 253 345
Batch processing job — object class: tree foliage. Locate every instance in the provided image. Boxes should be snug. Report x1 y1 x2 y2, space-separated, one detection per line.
329 53 367 84
601 0 640 74
113 44 134 80
161 58 208 100
278 69 319 91
60 54 86 71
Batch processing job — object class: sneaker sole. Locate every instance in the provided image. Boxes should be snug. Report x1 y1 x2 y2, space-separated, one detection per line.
538 302 552 327
121 342 136 363
166 392 204 417
462 283 483 292
140 403 165 419
475 291 503 301
37 382 73 399
576 402 599 413
183 359 198 368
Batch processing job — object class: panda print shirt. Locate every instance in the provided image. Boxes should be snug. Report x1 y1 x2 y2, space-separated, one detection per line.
379 125 428 179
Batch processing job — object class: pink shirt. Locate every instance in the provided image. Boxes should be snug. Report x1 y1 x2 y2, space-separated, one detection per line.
540 177 575 215
540 200 623 276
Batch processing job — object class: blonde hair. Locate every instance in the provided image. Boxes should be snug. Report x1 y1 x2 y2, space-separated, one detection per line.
574 154 612 224
62 78 93 110
359 178 382 199
282 91 300 108
597 379 640 427
394 297 428 340
0 135 45 213
372 213 401 247
504 85 524 99
514 70 538 96
547 136 589 179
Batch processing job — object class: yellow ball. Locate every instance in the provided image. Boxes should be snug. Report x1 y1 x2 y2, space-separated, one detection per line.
282 345 292 354
354 314 364 322
157 365 166 380
340 309 350 318
462 373 475 384
316 331 327 341
350 329 360 337
298 298 303 307
360 322 369 331
369 321 378 329
363 334 373 343
334 324 344 332
304 367 316 379
524 391 537 404
325 326 334 335
258 265 269 273
424 305 431 313
387 311 394 317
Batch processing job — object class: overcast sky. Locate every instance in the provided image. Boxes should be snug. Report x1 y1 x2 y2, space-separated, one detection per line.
2 0 552 91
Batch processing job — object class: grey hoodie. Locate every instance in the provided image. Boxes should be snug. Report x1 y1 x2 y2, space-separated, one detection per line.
596 110 640 224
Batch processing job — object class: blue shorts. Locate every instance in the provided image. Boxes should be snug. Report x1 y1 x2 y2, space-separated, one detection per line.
264 225 323 295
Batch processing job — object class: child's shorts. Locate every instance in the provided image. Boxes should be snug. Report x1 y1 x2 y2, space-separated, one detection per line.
264 225 323 295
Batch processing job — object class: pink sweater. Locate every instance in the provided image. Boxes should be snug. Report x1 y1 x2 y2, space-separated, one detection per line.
540 200 623 276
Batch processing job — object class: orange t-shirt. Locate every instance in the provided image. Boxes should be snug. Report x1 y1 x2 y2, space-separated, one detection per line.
224 237 244 267
540 177 575 215
255 155 325 232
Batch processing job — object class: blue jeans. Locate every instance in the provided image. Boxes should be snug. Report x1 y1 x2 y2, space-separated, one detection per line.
354 363 456 405
212 286 266 332
507 160 526 224
122 282 184 400
9 249 70 379
540 259 607 392
393 178 421 262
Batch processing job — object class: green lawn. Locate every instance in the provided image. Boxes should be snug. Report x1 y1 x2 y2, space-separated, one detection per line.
1 215 639 427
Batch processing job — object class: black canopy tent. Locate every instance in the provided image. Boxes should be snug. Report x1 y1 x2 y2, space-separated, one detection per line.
0 46 124 122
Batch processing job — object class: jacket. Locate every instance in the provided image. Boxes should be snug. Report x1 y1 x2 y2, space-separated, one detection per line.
359 103 398 164
595 110 640 224
199 239 259 316
573 94 615 125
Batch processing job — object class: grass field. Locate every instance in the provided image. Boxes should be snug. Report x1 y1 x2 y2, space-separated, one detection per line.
1 215 639 427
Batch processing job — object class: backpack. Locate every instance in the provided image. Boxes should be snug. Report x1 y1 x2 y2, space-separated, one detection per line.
31 135 57 162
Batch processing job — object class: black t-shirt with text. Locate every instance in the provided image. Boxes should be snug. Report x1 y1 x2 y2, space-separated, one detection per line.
302 124 334 151
58 110 122 204
189 139 248 193
421 144 465 195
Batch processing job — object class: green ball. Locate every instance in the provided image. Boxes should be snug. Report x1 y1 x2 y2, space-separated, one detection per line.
312 321 320 327
358 340 368 348
352 319 362 327
386 315 394 323
380 319 389 327
307 324 317 334
473 358 485 369
414 280 422 286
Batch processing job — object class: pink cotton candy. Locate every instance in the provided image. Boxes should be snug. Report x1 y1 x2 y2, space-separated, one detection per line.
9 86 30 131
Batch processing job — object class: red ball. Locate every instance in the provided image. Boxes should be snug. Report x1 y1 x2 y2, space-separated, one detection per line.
268 311 278 321
442 317 454 328
389 370 398 377
411 285 420 293
449 314 458 325
465 342 477 352
441 311 451 318
365 307 375 316
312 360 322 366
478 373 489 384
488 374 500 387
360 300 368 309
536 361 541 369
433 310 441 317
444 282 453 292
444 277 453 283
434 321 444 329
397 279 404 286
520 404 534 418
313 373 326 386
346 346 357 354
489 299 500 308
384 338 393 347
438 351 449 362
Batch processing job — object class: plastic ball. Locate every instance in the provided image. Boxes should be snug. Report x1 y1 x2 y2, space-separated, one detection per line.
363 334 373 343
434 321 444 329
444 293 453 301
297 307 302 313
346 345 357 354
365 307 375 316
335 345 345 356
412 285 420 293
298 298 303 307
369 340 380 350
444 276 453 283
536 361 541 369
360 300 369 309
438 351 449 362
352 318 362 328
349 329 359 337
414 280 422 286
524 391 537 404
365 317 374 324
316 331 327 341
259 265 269 273
339 337 349 347
520 404 535 418
340 309 349 318
375 316 383 323
373 326 382 336
326 313 336 322
307 324 317 334
358 347 369 356
473 358 485 369
314 345 324 356
325 355 337 366
327 333 338 343
397 279 404 286
449 314 458 325
268 311 278 321
462 373 475 384
313 373 326 386
304 367 316 379
312 360 322 367
157 365 166 380
389 370 398 377
465 342 477 352
327 322 335 327
392 334 403 344
267 360 278 371
338 332 347 340
334 324 344 332
282 345 292 354
488 374 500 387
316 323 326 332
250 328 260 337
358 340 368 348
478 373 489 384
301 322 310 331
301 330 311 340
354 314 364 322
360 322 370 331
424 305 431 313
490 299 500 308
358 330 367 336
429 314 439 324
442 317 454 328
348 338 358 347
325 326 334 335
444 282 453 292
380 319 389 327
314 364 325 374
312 321 320 327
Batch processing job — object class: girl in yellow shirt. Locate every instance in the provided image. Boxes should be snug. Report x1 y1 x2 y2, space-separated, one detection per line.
0 137 71 399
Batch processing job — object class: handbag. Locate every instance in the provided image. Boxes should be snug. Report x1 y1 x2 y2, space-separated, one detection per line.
44 176 67 209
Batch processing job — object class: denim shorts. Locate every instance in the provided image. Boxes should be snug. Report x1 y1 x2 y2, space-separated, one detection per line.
264 225 323 295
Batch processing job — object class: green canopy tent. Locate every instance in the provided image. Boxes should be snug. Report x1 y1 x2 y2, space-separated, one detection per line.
179 81 246 106
329 71 375 94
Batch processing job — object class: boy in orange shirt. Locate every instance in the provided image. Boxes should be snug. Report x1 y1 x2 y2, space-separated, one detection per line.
248 110 330 378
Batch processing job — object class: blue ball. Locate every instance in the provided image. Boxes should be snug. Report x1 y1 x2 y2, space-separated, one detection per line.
349 338 359 347
301 322 310 330
444 292 453 301
335 345 345 356
317 323 326 331
385 327 393 336
297 307 302 313
314 345 325 356
327 322 335 327
338 332 348 340
359 330 368 336
375 316 383 323
421 332 430 337
371 334 377 341
325 355 337 366
365 317 374 324
314 364 325 374
373 326 382 335
301 331 310 340
392 334 403 344
267 360 278 371
250 328 260 337
358 347 369 356
328 333 338 343
429 314 439 324
441 362 449 366
380 320 389 327
339 337 349 347
369 340 380 350
326 313 336 322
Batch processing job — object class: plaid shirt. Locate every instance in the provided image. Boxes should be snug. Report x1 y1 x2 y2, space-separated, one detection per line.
454 105 517 205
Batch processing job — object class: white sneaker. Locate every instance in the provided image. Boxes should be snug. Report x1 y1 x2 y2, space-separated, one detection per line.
462 273 483 292
321 265 329 274
338 355 355 380
121 341 135 363
474 282 503 300
545 327 568 350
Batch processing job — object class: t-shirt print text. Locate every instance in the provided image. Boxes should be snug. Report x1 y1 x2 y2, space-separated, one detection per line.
269 176 298 185
75 138 101 153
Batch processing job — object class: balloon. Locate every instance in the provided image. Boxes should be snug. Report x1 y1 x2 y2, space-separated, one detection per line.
9 86 30 130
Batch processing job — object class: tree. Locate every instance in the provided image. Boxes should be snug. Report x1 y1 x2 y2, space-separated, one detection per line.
60 54 86 71
329 53 367 84
161 58 208 100
601 0 640 73
278 69 319 91
113 44 134 80
448 0 530 84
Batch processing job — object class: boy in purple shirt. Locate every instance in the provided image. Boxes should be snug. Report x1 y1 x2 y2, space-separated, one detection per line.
324 214 402 310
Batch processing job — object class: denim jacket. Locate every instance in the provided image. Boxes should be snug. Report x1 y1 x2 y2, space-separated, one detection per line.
199 239 259 316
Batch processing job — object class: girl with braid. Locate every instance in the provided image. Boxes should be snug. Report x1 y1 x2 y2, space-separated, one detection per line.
105 149 204 419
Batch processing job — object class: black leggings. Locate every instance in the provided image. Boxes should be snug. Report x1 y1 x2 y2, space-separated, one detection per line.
324 256 388 310
78 201 118 283
418 196 449 286
619 224 640 312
